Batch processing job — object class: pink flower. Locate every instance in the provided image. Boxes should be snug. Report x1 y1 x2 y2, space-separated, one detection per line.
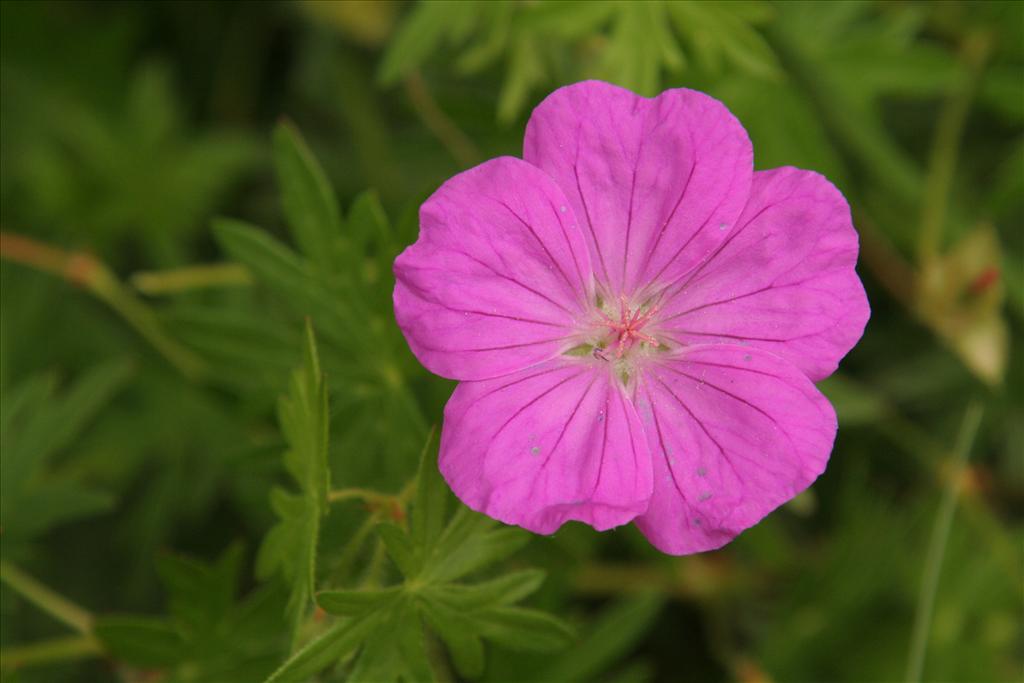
393 81 869 555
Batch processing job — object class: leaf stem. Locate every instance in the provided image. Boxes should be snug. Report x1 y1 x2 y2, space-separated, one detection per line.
131 262 253 295
327 487 396 506
0 635 102 671
917 31 992 265
0 231 206 381
904 401 984 683
0 560 94 635
403 71 482 168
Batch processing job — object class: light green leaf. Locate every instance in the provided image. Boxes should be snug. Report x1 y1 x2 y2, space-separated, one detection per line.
425 520 530 583
255 320 330 649
316 587 402 617
378 1 481 84
424 569 546 610
263 612 384 683
212 217 364 349
273 121 342 273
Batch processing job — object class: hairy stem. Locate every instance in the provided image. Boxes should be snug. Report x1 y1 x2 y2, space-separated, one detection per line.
0 231 206 380
917 32 992 265
0 636 103 671
0 561 94 635
131 263 253 294
403 71 482 168
904 401 984 683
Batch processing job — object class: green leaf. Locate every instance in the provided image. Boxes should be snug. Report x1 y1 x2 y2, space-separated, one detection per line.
9 480 114 540
392 600 433 683
263 612 384 683
411 427 446 552
538 594 664 683
273 121 342 273
0 359 132 541
425 519 530 583
255 320 330 649
156 542 243 636
603 2 683 96
345 189 394 274
212 217 365 350
377 522 420 579
419 599 486 679
213 219 316 314
378 1 482 84
94 616 186 667
316 587 401 617
424 569 546 610
474 605 575 652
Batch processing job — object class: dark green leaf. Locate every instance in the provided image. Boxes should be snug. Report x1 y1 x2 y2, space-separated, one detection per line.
156 542 243 635
418 598 485 679
377 522 420 579
411 427 446 552
538 594 663 683
474 605 575 652
94 616 185 667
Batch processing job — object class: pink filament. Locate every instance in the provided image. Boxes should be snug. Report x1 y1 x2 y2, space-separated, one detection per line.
597 295 661 358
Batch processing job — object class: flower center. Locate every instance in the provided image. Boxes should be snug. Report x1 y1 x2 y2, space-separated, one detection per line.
595 295 660 359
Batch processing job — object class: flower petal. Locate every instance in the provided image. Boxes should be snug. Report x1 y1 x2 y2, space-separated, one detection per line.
632 345 836 555
656 168 869 381
440 360 653 534
394 157 594 380
524 80 753 297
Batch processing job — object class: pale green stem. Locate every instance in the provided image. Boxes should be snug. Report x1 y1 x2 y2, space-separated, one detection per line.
88 265 206 380
131 262 253 295
0 231 206 381
904 401 984 683
327 487 397 506
403 71 482 168
0 560 94 635
917 32 992 265
0 635 102 670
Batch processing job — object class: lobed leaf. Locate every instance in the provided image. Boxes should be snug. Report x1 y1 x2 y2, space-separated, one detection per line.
316 587 402 617
273 121 343 273
263 612 384 683
94 616 186 668
255 321 330 649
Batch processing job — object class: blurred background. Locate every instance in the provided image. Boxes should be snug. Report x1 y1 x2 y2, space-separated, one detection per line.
1 1 1021 682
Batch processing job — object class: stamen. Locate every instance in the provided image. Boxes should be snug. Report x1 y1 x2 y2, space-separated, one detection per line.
596 297 660 358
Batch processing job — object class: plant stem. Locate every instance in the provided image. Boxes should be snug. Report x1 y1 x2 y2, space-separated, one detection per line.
0 561 94 635
0 635 102 670
327 487 396 506
0 231 206 381
131 262 253 294
403 71 482 168
917 32 992 266
904 401 984 683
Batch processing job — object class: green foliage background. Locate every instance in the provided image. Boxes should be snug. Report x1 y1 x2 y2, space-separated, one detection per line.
0 1 1021 682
